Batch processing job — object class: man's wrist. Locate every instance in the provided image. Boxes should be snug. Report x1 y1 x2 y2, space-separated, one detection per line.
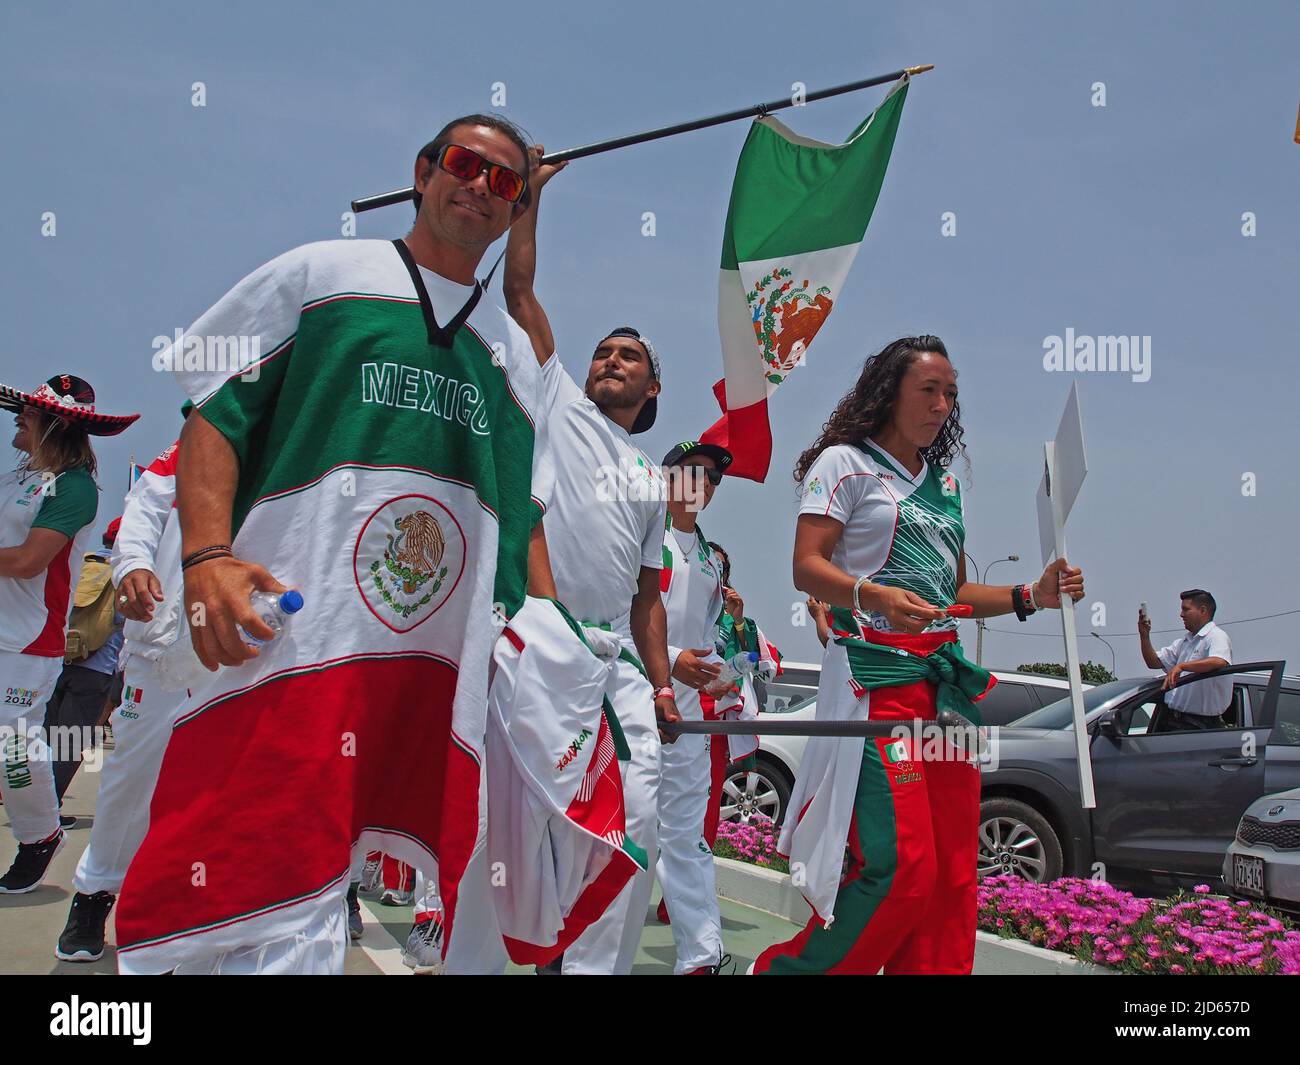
113 561 153 585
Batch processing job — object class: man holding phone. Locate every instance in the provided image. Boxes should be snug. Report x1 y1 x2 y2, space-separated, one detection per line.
1139 589 1233 731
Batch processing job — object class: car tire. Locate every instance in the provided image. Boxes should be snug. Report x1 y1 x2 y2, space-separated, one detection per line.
977 797 1064 883
721 755 793 827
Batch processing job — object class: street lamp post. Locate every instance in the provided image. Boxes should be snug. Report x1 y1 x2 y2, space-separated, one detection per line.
966 553 1019 666
1091 631 1116 678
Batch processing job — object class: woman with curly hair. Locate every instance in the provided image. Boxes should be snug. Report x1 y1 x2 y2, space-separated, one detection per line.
752 336 1084 975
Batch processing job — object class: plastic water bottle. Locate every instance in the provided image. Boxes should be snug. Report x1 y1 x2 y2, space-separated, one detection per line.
713 650 759 688
238 590 304 647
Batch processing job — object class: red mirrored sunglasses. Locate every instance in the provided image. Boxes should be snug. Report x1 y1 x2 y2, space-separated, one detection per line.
435 144 527 204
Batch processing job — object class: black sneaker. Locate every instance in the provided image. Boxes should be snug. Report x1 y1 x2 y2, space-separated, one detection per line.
55 891 116 961
59 814 78 829
346 883 363 942
534 952 564 975
0 831 65 894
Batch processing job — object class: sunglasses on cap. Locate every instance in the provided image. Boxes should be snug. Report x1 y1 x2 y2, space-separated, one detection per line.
434 144 527 204
678 464 724 486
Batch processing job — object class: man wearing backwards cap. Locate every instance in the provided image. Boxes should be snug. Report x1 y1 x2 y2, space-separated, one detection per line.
655 440 734 974
504 147 679 975
0 374 136 895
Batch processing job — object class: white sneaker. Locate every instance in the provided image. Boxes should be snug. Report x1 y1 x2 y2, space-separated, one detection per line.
401 916 446 974
357 855 383 899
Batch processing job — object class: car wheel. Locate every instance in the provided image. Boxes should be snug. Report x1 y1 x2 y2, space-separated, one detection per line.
977 798 1063 883
720 757 792 826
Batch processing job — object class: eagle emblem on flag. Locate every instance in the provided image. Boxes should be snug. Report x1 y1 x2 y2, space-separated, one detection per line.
747 268 834 384
355 495 465 631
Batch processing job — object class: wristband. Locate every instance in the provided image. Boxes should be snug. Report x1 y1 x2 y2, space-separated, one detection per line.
653 686 676 702
1029 582 1042 610
853 575 871 614
181 545 233 570
1021 584 1038 614
1012 583 1036 622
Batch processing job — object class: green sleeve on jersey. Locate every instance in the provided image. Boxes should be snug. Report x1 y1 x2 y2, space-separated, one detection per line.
32 466 99 538
198 351 293 474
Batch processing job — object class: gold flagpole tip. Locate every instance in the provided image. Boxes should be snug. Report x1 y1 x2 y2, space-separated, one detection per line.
905 64 935 76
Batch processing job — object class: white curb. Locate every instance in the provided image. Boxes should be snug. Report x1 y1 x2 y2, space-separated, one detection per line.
713 855 1113 975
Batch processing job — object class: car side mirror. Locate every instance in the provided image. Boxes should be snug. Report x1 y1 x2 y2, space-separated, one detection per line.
1096 713 1120 738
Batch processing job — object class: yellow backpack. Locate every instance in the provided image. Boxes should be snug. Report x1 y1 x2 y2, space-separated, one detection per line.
65 556 117 663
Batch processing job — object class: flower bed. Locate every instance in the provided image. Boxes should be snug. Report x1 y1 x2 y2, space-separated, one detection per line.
712 817 789 875
979 876 1300 975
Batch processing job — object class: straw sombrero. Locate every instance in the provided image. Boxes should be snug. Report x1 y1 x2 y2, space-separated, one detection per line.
0 374 139 436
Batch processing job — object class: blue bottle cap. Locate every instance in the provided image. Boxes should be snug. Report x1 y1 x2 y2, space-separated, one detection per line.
747 651 759 663
279 590 305 614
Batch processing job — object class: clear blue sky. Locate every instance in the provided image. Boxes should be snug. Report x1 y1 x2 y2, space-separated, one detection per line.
2 1 1297 676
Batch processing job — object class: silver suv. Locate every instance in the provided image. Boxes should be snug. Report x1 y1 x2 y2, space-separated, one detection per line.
721 666 1085 826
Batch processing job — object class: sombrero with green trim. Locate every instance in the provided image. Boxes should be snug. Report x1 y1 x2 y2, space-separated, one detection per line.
0 374 139 436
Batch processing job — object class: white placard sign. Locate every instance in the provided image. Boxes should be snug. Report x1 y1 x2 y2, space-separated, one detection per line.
1038 387 1095 809
1053 382 1088 523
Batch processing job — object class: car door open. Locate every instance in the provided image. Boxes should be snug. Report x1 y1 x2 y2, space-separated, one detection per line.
1089 662 1283 882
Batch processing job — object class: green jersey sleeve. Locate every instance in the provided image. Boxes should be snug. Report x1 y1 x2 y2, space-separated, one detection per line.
32 465 99 538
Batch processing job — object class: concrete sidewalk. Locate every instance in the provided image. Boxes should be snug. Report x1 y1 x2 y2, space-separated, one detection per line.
1 745 797 975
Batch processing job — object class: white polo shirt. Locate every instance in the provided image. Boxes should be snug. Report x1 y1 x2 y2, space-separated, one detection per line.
1158 622 1233 716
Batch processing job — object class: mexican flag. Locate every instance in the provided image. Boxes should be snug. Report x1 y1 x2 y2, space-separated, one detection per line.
700 76 910 481
883 739 908 764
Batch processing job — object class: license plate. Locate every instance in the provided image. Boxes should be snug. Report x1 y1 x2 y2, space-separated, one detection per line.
1233 854 1266 898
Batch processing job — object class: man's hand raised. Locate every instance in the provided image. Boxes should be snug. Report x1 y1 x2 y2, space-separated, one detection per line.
524 144 567 204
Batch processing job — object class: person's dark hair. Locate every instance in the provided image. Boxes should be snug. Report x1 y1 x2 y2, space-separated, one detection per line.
413 113 532 213
793 335 967 485
1180 589 1217 618
708 540 731 588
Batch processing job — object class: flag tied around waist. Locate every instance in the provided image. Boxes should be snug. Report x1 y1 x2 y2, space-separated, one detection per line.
701 76 910 481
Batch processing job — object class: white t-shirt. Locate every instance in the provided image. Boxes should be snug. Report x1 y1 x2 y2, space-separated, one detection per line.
1158 622 1234 716
539 353 665 635
661 518 725 675
0 466 99 656
798 440 965 634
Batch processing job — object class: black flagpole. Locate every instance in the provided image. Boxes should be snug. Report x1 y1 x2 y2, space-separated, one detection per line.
350 64 932 214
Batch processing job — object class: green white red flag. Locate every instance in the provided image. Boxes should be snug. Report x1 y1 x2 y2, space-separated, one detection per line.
700 76 911 481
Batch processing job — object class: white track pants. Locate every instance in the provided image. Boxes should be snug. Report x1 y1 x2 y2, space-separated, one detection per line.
0 651 62 844
655 684 722 972
170 899 347 975
74 653 186 896
562 652 660 975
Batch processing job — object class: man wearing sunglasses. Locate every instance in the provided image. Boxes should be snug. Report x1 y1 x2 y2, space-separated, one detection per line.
115 114 554 976
504 150 679 975
655 441 735 974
